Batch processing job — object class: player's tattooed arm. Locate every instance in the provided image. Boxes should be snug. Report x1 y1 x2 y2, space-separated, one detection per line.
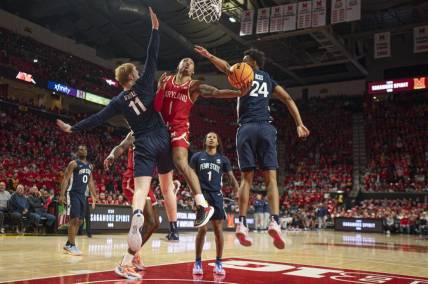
194 81 251 99
273 85 310 138
194 45 231 75
59 161 77 205
104 132 134 170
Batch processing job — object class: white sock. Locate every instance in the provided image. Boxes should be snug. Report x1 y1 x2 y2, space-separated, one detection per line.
195 194 207 208
121 252 134 266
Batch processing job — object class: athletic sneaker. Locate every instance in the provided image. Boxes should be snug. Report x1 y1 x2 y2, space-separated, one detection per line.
132 254 145 271
128 212 144 252
194 205 214 228
268 219 285 249
166 230 179 242
173 180 181 196
235 223 252 247
114 264 141 280
213 261 225 275
192 261 203 275
63 244 82 256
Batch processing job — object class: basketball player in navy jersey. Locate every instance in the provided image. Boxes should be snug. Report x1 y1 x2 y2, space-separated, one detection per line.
195 46 310 249
190 132 239 276
59 145 97 256
56 8 212 280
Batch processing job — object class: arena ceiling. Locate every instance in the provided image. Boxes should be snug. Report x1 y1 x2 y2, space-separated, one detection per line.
1 0 428 86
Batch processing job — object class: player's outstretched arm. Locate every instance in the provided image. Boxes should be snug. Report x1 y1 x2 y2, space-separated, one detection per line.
194 45 231 75
134 7 160 95
57 99 119 133
195 81 251 99
273 85 310 138
104 132 135 170
59 161 77 205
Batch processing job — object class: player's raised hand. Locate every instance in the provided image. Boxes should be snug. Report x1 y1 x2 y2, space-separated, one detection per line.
103 155 115 171
194 45 212 58
56 119 72 133
297 124 310 138
157 72 168 90
148 7 159 30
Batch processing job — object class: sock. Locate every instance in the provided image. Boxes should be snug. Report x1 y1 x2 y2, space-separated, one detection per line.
216 256 222 263
196 257 201 263
195 194 208 208
271 214 279 225
121 252 134 266
170 221 177 231
133 209 143 215
239 216 247 227
66 241 74 246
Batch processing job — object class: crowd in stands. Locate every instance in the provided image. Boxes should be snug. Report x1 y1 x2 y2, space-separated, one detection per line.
364 96 428 192
0 28 118 98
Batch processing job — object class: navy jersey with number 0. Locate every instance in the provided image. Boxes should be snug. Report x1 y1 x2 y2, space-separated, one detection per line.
68 160 92 195
190 151 232 192
237 69 278 125
71 29 164 135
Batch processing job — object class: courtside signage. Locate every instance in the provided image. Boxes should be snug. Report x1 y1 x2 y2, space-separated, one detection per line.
368 76 427 94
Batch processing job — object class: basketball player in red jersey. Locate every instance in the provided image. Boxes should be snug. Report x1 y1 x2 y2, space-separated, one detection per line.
104 132 180 273
155 59 250 237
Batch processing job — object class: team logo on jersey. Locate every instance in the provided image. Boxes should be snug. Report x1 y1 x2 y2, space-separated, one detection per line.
216 159 221 164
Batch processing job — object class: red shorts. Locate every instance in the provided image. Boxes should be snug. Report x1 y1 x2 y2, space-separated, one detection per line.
168 124 190 149
122 173 157 206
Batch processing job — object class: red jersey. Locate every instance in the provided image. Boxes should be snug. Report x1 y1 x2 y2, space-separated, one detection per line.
126 147 134 172
160 75 194 128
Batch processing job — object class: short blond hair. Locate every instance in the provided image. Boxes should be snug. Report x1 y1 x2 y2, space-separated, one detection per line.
115 63 136 87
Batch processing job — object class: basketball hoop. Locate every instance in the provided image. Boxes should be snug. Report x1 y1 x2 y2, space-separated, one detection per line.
188 0 223 23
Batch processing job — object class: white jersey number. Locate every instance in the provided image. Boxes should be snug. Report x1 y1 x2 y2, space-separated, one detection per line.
249 81 269 98
128 97 147 115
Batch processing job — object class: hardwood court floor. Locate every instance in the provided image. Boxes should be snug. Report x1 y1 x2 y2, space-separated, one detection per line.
0 230 427 283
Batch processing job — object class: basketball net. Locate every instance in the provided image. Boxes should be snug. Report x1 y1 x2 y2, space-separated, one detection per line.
188 0 223 23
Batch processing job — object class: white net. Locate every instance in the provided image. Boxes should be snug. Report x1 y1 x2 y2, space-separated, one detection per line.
188 0 223 23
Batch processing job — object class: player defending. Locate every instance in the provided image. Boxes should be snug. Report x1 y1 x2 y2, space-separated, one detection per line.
56 8 210 279
154 57 250 232
190 132 239 276
60 145 97 255
195 45 310 249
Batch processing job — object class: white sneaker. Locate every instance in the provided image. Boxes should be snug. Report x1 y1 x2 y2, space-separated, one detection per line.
235 223 252 247
192 261 203 275
213 261 225 275
128 212 144 252
114 264 141 280
268 220 285 249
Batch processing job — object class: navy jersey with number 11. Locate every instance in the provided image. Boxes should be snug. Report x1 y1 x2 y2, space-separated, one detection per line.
190 152 232 192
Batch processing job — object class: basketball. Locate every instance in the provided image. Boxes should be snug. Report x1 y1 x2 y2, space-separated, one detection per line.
227 62 254 89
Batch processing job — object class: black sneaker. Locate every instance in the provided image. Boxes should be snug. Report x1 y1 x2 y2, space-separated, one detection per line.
166 230 179 242
194 205 214 228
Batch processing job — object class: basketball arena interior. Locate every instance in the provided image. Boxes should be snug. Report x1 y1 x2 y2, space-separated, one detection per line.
0 0 427 283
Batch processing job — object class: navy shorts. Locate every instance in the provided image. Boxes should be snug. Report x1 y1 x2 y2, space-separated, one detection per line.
203 190 225 220
134 127 174 177
67 192 86 219
236 122 278 171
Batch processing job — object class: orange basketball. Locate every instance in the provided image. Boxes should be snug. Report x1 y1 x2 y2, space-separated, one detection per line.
227 62 254 89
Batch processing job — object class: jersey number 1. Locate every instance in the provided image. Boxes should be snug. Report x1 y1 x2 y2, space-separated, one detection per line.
129 97 147 115
249 81 269 98
207 171 212 181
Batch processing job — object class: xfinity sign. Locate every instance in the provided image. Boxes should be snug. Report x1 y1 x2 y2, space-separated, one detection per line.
47 81 77 97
